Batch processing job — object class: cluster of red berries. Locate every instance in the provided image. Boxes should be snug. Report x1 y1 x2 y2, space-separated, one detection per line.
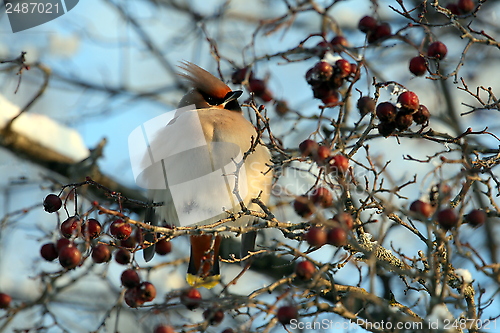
232 67 273 102
410 199 487 229
298 139 349 173
121 268 156 307
305 58 358 106
304 212 354 248
40 238 82 269
409 41 448 76
358 15 392 43
376 91 430 137
41 194 172 269
293 186 334 218
314 35 348 57
446 0 475 15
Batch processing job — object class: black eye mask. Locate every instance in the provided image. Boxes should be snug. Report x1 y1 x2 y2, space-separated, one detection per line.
200 91 225 106
199 90 242 111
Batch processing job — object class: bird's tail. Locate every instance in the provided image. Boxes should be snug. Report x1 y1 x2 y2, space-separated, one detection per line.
186 234 222 289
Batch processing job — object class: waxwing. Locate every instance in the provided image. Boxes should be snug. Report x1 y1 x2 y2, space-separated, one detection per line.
143 61 272 289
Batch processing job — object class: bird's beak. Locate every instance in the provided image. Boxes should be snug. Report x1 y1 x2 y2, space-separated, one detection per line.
222 90 243 107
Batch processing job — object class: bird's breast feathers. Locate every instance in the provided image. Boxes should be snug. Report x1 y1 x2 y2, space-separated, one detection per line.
149 107 271 228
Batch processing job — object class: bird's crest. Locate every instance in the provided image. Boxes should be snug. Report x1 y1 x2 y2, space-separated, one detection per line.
178 61 231 99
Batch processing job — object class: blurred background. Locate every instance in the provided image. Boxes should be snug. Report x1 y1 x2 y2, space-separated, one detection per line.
1 0 500 332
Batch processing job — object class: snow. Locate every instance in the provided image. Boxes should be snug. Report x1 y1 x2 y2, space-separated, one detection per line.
455 268 473 284
0 94 89 162
426 304 455 330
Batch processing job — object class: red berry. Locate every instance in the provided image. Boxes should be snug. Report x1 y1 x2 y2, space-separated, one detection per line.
428 41 447 60
320 90 339 106
231 67 252 84
43 194 62 213
92 244 111 263
110 219 132 240
181 288 202 310
305 227 327 247
350 63 360 80
295 260 316 280
376 102 397 122
437 208 458 230
329 154 349 174
305 68 319 86
312 84 332 99
330 36 348 52
313 61 333 80
376 22 391 37
410 200 433 218
329 74 344 90
115 248 131 265
358 16 378 33
299 139 319 157
332 212 354 230
465 209 486 227
82 218 102 239
124 287 144 308
409 56 427 76
316 41 330 49
395 112 413 131
154 325 176 333
221 329 234 333
310 187 333 208
248 78 266 94
446 4 460 15
398 91 420 111
293 195 313 218
369 23 391 43
335 59 351 78
0 293 11 309
327 227 348 246
203 308 224 326
155 238 172 255
137 281 156 302
60 216 80 238
40 243 58 261
58 245 81 269
315 146 331 164
121 269 141 288
413 105 431 124
249 79 273 102
119 233 137 249
56 238 71 252
315 41 331 57
458 0 474 13
259 90 274 103
277 305 298 325
357 96 376 116
378 121 397 137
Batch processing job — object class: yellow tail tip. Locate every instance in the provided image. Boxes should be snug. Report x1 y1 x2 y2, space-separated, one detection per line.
186 274 221 289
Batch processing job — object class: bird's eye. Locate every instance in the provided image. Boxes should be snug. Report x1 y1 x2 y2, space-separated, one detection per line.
205 96 217 104
200 91 223 106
